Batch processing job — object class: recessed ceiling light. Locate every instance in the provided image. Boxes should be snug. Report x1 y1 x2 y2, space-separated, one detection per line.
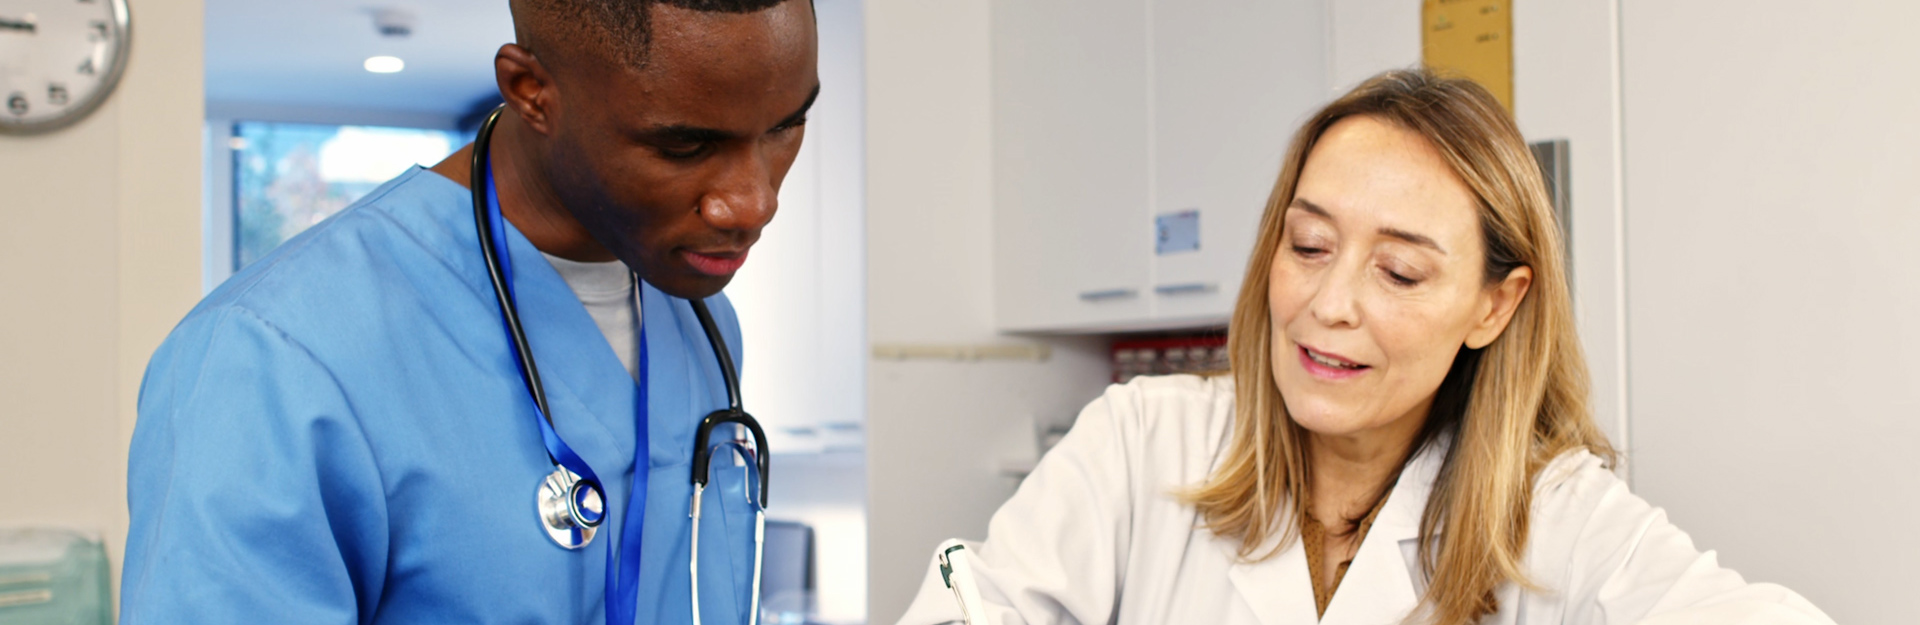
364 56 405 74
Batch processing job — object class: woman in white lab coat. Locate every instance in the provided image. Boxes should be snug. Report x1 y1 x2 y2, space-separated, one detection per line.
895 70 1835 625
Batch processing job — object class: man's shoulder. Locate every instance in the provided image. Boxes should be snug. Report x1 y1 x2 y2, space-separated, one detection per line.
205 169 471 320
175 168 480 363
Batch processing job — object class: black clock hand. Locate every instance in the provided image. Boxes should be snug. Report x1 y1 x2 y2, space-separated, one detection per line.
0 17 37 33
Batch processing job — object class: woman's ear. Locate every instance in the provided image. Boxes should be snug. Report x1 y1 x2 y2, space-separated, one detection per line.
1464 266 1532 349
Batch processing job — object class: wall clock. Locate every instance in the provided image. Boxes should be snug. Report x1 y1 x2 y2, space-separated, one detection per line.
0 0 131 135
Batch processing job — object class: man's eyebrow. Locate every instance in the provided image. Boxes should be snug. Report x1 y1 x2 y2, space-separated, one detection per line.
777 83 822 128
629 83 822 145
632 124 735 145
1288 197 1447 255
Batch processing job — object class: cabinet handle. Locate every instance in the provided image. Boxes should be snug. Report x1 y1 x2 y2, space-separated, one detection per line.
1154 282 1218 296
1078 288 1139 301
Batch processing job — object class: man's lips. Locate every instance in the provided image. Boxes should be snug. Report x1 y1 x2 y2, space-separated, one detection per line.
682 249 749 276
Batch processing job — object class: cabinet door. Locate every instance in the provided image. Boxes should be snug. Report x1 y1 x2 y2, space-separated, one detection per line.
992 0 1153 332
1149 0 1326 325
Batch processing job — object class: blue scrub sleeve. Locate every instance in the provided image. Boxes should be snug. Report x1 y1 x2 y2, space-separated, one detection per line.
122 307 389 624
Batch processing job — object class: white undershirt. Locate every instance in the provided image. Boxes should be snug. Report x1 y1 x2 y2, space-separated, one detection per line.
542 252 641 381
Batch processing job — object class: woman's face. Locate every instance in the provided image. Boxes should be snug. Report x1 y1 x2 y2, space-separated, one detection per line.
1269 116 1531 440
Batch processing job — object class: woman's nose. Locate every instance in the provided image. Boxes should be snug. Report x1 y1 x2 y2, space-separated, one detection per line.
1307 258 1363 329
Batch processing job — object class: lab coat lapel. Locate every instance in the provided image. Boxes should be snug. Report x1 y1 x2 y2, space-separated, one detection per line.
1224 526 1320 625
1224 439 1450 625
1316 440 1448 624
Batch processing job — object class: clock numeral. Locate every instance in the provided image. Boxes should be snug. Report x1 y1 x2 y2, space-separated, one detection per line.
6 93 27 117
88 21 109 42
48 84 70 106
78 57 95 75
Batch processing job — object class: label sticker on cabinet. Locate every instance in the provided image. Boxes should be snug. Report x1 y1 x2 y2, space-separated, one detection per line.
1156 209 1200 255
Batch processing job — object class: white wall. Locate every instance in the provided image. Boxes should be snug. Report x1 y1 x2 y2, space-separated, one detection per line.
863 2 1113 622
0 0 205 600
1620 2 1920 622
1328 0 1632 464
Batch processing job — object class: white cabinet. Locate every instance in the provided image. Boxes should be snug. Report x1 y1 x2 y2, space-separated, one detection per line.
990 0 1154 331
991 0 1326 333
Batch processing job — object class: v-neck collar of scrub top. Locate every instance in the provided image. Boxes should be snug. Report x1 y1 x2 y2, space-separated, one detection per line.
476 184 640 483
408 166 732 520
1225 436 1451 625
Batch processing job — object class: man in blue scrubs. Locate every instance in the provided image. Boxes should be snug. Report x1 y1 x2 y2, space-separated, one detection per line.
121 1 817 622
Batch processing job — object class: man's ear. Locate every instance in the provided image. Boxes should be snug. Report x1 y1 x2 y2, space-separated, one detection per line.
495 43 558 136
1464 266 1532 350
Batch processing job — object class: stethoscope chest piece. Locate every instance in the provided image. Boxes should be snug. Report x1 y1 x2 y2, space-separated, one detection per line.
537 467 606 550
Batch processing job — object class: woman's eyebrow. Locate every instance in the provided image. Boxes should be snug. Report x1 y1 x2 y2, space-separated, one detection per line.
1289 197 1332 219
1290 197 1447 255
1380 226 1446 255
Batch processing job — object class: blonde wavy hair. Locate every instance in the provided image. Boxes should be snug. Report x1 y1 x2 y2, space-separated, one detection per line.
1184 68 1616 624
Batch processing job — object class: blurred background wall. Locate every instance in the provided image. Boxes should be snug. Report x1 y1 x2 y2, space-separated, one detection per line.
0 0 205 598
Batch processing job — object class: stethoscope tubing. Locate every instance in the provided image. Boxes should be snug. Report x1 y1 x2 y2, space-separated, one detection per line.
471 107 560 454
472 104 772 624
691 440 767 625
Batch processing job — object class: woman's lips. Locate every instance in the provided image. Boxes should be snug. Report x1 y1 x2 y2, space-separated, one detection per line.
1298 345 1371 381
683 249 749 276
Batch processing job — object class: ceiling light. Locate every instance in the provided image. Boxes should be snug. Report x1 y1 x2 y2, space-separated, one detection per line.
364 56 405 74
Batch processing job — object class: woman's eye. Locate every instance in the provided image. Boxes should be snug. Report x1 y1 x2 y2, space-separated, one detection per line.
1383 268 1420 287
1290 245 1327 258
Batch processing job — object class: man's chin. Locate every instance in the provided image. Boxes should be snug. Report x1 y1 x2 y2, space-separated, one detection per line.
646 272 733 301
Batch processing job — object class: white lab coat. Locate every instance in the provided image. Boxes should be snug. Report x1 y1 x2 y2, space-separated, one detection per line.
896 375 1833 625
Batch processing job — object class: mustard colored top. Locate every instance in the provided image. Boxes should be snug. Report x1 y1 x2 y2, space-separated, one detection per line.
1302 492 1393 618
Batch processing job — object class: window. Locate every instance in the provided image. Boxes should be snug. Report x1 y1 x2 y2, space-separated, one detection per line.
230 122 464 269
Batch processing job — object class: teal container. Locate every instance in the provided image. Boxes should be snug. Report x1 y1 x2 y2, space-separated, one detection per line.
0 529 110 625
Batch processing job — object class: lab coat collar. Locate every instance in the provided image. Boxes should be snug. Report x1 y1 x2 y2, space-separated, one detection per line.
1225 435 1450 625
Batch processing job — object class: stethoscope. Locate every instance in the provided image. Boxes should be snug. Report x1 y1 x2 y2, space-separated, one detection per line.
470 105 770 625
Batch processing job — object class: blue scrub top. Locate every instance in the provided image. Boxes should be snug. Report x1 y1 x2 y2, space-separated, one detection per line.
122 168 759 624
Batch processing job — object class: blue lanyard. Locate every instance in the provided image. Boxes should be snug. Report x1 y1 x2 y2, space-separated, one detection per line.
483 164 652 625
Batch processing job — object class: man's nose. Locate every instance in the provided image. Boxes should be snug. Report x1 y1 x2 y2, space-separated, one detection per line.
698 153 779 236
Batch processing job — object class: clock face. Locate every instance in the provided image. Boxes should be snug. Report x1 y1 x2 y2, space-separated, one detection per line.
0 0 130 135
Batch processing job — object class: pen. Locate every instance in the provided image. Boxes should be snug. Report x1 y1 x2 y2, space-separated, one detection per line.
937 539 995 625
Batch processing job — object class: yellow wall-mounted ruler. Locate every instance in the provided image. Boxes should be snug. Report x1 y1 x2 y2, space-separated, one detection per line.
1422 0 1514 112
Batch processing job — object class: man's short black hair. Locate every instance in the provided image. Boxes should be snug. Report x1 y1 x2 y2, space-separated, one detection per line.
512 0 797 70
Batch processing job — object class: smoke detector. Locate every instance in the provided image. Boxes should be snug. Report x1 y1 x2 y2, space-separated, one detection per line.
370 8 416 39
